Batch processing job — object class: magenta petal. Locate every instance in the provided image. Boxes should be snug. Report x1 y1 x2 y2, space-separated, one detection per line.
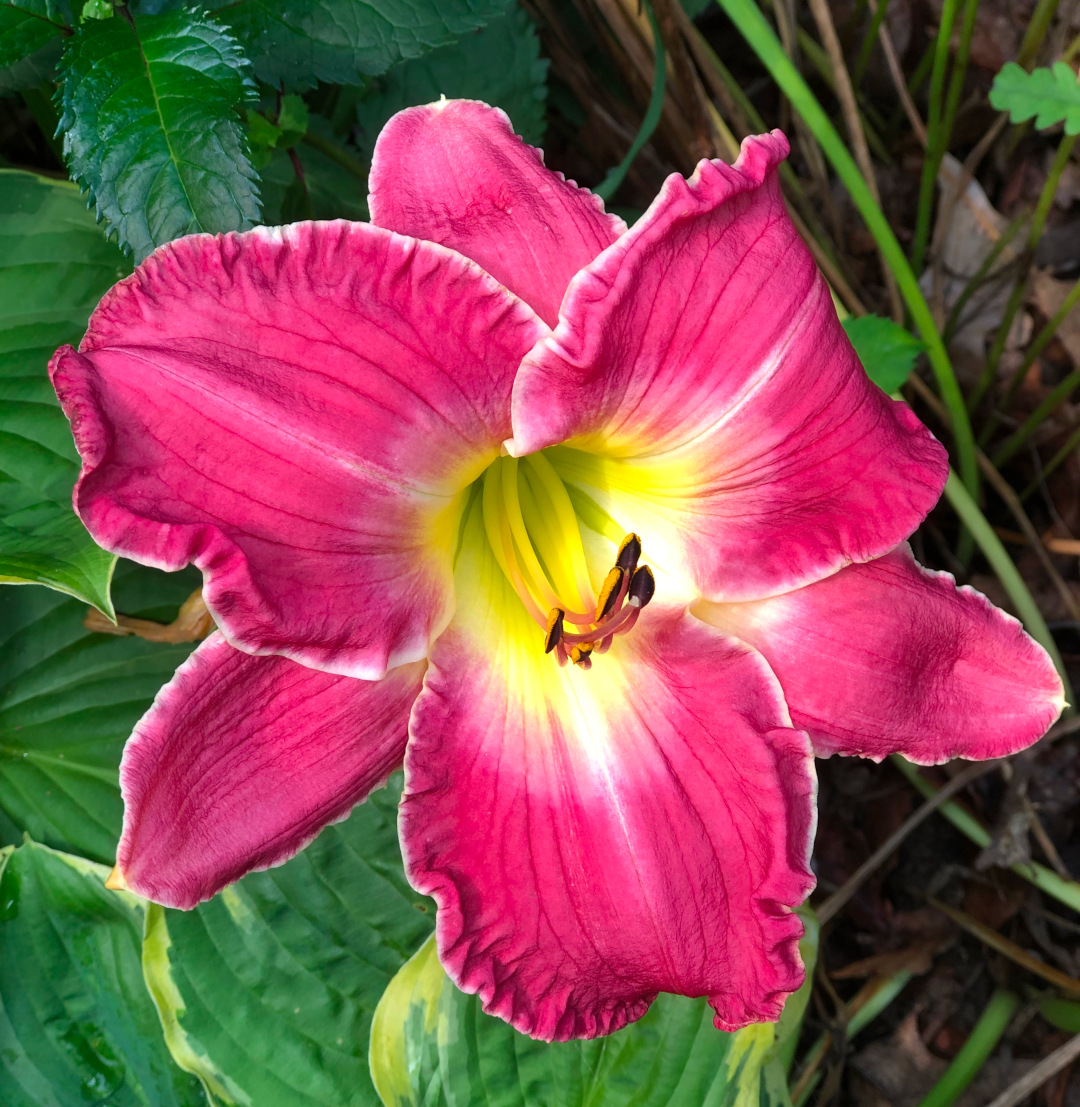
50 222 546 677
700 546 1065 763
115 632 425 908
401 608 816 1041
368 100 625 326
509 133 948 601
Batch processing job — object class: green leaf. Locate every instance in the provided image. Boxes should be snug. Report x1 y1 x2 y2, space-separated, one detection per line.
370 912 820 1107
258 134 369 223
0 168 129 613
143 774 435 1106
206 0 515 90
0 38 60 92
0 560 199 861
842 313 925 393
0 1 76 70
354 7 549 153
0 840 205 1107
58 9 260 262
989 61 1080 134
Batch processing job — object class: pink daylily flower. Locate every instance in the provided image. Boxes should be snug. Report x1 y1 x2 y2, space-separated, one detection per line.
50 100 1063 1042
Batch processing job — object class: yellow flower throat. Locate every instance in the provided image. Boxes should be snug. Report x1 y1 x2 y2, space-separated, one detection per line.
480 453 654 669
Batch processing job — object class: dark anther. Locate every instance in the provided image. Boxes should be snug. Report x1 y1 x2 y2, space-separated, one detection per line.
544 608 565 654
570 643 594 668
616 533 642 574
594 567 624 622
628 565 655 609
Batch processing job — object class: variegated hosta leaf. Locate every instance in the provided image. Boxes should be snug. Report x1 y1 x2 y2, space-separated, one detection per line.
369 911 820 1107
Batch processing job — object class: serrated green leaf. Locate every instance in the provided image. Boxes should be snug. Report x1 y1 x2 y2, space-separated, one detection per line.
58 9 260 261
842 313 925 393
142 774 435 1106
206 0 515 90
0 1 76 70
354 8 548 153
0 840 205 1107
0 560 199 861
0 169 128 612
370 913 819 1107
989 61 1080 134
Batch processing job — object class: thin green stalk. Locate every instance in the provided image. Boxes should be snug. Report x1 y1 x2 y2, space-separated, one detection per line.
970 133 1077 418
852 0 890 88
716 0 979 499
911 0 961 276
300 132 368 182
917 990 1019 1107
595 0 665 201
1017 0 1062 68
943 470 1070 692
940 0 979 154
992 368 1080 469
1020 421 1080 500
893 757 1080 914
791 970 913 1107
943 210 1029 348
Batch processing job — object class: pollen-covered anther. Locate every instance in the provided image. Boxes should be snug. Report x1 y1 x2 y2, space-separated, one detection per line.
594 567 625 622
544 608 565 654
616 532 641 574
551 540 655 665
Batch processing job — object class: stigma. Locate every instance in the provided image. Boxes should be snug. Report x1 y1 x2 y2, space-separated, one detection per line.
481 454 654 669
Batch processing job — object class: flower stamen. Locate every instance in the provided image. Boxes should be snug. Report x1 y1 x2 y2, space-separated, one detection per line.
481 453 655 666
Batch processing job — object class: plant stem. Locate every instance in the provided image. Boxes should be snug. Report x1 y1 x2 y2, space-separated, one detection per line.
973 133 1077 423
715 0 979 499
892 757 1080 914
1017 0 1062 69
992 368 1080 469
1020 421 1080 500
943 209 1029 348
852 0 890 88
911 0 961 276
300 132 368 182
596 0 666 200
916 990 1019 1107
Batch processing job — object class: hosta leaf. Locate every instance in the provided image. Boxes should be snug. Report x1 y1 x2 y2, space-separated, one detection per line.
989 61 1080 134
0 840 205 1107
842 313 925 393
354 7 548 153
370 913 819 1107
0 1 77 70
0 169 128 613
58 9 260 261
143 774 435 1106
0 560 199 861
206 0 515 89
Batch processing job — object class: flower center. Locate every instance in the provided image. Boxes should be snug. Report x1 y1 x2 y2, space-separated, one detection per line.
480 452 654 669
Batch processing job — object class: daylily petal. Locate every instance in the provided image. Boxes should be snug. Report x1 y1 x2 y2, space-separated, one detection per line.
698 546 1065 764
50 222 546 677
115 632 425 909
509 133 948 602
400 503 816 1040
368 99 626 326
